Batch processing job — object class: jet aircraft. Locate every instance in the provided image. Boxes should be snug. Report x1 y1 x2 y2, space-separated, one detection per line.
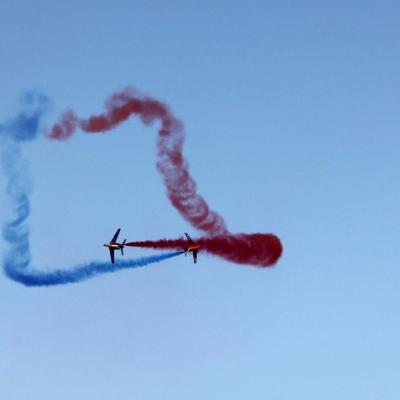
183 233 203 264
104 228 126 263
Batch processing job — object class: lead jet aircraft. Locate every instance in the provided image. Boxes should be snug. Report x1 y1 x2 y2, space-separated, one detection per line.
104 228 126 263
183 233 203 264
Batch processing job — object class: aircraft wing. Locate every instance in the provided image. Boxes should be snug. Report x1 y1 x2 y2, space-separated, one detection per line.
185 232 194 243
193 249 197 264
111 228 121 243
109 248 115 264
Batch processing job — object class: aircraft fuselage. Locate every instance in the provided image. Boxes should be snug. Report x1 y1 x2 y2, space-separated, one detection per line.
104 243 124 250
185 244 202 253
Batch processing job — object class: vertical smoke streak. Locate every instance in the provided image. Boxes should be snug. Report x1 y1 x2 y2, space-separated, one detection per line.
0 92 47 282
0 93 182 286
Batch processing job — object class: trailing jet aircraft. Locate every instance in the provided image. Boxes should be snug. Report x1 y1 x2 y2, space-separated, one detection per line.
183 233 203 264
104 228 126 263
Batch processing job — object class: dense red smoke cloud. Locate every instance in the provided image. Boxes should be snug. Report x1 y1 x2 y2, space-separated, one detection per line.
48 88 282 267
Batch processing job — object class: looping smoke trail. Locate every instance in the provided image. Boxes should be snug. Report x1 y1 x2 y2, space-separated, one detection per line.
0 92 182 286
48 88 283 266
48 88 228 235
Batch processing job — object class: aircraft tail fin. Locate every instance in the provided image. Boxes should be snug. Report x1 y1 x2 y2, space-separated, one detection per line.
121 239 126 256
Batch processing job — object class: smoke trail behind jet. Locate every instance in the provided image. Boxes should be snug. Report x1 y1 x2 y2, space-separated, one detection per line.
126 234 282 267
5 252 183 287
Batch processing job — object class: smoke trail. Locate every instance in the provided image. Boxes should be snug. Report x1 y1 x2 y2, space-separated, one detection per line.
5 252 183 287
0 92 49 283
126 234 282 267
48 88 283 266
0 93 182 286
48 89 228 235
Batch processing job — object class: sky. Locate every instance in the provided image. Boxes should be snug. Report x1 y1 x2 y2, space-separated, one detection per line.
0 0 399 399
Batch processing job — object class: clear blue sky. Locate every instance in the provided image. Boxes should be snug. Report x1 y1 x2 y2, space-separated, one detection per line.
1 1 399 399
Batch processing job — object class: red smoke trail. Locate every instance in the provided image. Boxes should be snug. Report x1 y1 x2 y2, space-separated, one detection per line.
126 234 282 267
48 88 282 267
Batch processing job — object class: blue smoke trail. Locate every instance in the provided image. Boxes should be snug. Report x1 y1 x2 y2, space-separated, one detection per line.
5 252 183 287
0 92 182 287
